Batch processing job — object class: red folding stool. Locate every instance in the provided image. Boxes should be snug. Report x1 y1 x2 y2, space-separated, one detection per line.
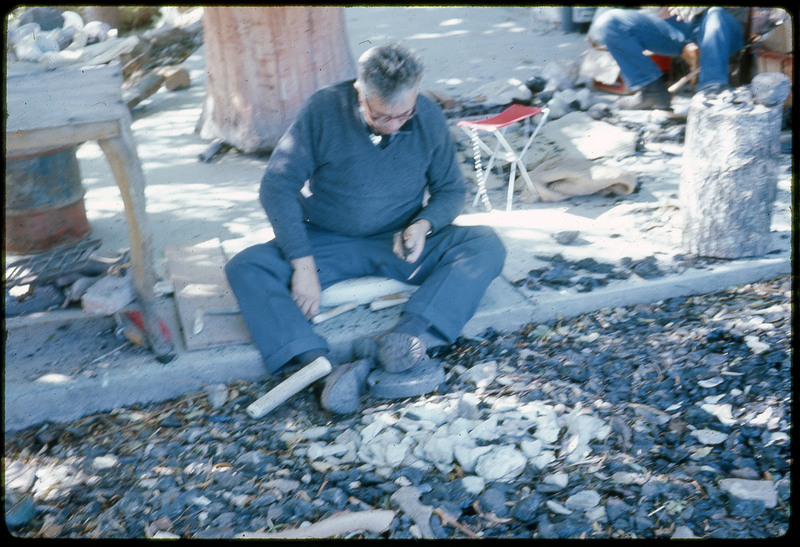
457 104 549 211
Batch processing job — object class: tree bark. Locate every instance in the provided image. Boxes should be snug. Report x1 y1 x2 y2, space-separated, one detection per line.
679 92 782 258
83 6 121 29
198 6 355 153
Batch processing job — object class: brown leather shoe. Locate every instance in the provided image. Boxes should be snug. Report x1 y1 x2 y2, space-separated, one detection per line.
616 77 671 110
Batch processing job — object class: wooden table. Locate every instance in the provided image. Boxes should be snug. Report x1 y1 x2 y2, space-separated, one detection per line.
6 62 175 362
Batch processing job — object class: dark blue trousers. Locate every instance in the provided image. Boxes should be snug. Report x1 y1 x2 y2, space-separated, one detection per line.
225 224 506 373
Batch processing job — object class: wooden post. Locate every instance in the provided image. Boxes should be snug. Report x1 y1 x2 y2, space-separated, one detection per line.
198 6 355 153
679 89 783 258
98 124 175 362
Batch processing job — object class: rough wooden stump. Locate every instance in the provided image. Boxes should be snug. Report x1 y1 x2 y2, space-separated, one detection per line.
198 6 355 153
679 88 783 258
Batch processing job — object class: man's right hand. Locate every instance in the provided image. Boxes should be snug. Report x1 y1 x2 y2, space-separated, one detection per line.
290 256 321 319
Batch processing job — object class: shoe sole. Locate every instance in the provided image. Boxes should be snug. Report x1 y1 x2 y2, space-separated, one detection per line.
375 332 427 373
320 359 372 414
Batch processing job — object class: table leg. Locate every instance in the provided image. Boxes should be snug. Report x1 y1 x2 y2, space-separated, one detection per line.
98 125 175 363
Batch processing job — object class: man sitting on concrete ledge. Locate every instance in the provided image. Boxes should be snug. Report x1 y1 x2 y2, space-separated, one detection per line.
225 43 506 414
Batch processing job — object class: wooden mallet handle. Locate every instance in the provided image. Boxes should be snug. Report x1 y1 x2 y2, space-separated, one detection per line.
246 356 333 418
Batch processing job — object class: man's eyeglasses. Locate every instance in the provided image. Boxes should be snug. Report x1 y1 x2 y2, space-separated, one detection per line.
361 96 416 124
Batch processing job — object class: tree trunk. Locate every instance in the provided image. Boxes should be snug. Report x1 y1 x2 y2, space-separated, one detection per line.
679 92 782 258
83 6 121 30
198 6 355 153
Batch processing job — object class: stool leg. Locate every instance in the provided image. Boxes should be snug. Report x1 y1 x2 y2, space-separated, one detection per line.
506 159 517 211
462 127 494 211
98 125 175 363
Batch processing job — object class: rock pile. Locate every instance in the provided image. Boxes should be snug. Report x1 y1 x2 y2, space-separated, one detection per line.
4 275 791 539
7 7 139 69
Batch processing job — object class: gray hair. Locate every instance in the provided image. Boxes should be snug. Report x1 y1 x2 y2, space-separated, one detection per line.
356 43 424 105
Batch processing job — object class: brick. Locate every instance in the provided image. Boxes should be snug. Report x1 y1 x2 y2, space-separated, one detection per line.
81 273 136 315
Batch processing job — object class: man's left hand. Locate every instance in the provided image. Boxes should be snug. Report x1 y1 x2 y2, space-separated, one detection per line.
394 219 431 263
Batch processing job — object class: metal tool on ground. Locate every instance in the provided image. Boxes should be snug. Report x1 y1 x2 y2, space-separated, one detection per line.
246 356 333 418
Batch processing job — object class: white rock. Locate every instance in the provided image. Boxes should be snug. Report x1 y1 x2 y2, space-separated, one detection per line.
565 489 601 511
307 442 349 461
470 415 501 442
405 402 452 426
744 335 770 354
91 455 118 470
153 531 180 539
520 439 543 459
335 429 360 447
421 433 455 467
585 505 607 523
474 446 527 481
204 384 228 409
700 403 736 426
396 417 428 433
529 450 556 470
718 478 777 508
458 392 482 419
698 377 724 388
576 87 594 110
453 445 492 474
384 436 415 468
533 421 562 444
263 478 300 494
691 428 729 445
766 431 789 447
300 426 329 440
461 476 485 495
462 361 497 388
445 419 475 446
542 472 569 489
491 395 520 412
611 471 648 485
672 525 697 539
749 406 774 427
359 429 404 467
360 421 387 444
563 441 593 464
226 493 251 507
189 494 212 506
546 500 572 515
81 272 136 314
498 418 531 438
563 410 611 443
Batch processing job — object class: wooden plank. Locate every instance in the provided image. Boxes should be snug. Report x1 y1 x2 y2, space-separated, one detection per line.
5 63 130 136
6 121 121 155
165 239 251 351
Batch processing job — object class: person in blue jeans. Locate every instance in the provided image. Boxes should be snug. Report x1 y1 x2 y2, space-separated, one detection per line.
225 43 506 414
589 7 746 109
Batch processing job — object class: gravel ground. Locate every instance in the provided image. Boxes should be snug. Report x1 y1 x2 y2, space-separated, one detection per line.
5 274 791 539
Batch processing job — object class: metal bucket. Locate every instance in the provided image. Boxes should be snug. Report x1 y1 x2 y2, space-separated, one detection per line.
5 145 91 254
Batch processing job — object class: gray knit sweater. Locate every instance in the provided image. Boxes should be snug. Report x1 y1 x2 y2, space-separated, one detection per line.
260 79 467 260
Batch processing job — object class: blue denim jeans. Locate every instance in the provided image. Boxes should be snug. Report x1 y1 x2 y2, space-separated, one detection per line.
588 7 744 90
225 224 506 373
